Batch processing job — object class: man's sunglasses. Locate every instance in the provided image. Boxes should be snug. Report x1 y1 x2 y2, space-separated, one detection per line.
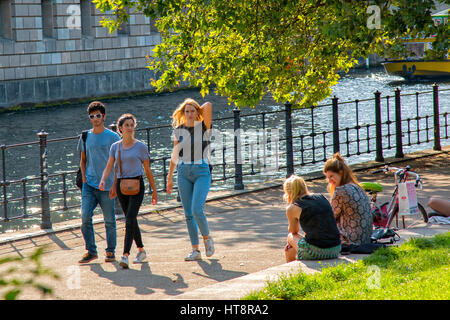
89 113 103 119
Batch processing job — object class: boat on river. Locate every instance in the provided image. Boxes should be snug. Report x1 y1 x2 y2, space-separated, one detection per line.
383 9 449 79
383 59 450 79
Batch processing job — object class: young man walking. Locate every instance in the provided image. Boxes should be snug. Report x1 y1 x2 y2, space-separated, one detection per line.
78 101 120 263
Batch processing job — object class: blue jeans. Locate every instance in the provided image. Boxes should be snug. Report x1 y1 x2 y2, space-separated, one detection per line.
177 161 211 246
81 183 117 255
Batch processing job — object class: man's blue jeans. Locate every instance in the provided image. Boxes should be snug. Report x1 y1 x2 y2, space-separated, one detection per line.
81 183 116 255
177 161 211 246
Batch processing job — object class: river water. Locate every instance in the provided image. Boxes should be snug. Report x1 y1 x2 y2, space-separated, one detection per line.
1 67 449 232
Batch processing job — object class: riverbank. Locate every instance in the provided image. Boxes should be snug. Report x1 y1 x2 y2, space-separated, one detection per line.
0 83 197 114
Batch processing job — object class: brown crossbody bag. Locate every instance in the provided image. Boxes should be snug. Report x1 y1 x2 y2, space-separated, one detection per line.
118 142 141 196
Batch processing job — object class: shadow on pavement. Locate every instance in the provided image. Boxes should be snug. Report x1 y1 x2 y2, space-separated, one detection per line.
88 262 189 297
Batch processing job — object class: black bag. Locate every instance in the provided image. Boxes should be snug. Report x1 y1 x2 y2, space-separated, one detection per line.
371 227 400 244
341 243 386 255
76 131 88 190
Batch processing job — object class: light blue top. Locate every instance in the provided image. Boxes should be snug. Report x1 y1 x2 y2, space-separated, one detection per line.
77 128 120 191
109 140 150 178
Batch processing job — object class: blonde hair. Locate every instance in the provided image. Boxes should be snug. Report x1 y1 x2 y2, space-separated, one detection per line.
283 175 309 204
171 98 204 128
323 152 359 195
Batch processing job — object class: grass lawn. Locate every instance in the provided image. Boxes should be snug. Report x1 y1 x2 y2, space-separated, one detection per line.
244 232 450 300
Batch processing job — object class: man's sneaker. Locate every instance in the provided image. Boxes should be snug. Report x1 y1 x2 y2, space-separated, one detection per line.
133 250 147 264
119 256 129 269
105 252 116 262
204 237 215 257
184 249 202 261
78 252 98 264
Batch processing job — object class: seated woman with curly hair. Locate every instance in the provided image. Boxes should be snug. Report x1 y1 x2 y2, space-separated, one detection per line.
323 153 373 246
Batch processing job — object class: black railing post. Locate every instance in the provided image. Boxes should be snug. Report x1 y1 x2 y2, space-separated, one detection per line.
1 145 8 221
433 83 441 151
62 173 68 211
395 88 404 158
374 91 384 162
332 96 340 154
21 178 28 218
233 108 244 190
285 102 294 177
38 130 52 229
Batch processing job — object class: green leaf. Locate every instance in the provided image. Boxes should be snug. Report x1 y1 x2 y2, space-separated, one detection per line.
94 0 450 108
5 290 20 300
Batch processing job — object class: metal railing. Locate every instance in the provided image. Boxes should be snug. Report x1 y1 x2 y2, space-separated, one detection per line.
0 84 449 229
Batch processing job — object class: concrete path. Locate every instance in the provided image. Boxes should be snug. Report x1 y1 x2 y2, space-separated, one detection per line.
0 147 449 300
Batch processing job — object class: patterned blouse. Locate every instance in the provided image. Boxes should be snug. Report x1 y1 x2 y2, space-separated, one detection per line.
331 183 372 245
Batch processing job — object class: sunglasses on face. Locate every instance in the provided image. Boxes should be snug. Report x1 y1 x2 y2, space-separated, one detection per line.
89 113 103 120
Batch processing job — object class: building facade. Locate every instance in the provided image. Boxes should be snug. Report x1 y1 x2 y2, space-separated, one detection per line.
0 0 161 109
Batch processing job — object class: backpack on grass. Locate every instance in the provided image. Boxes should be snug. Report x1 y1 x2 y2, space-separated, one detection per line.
371 227 400 245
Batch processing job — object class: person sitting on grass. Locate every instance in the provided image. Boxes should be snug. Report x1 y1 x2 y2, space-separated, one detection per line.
283 175 341 262
323 153 372 246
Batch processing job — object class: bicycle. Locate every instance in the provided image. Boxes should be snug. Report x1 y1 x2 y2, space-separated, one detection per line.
360 165 428 243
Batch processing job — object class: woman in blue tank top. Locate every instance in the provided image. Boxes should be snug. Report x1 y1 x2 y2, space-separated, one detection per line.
283 175 341 262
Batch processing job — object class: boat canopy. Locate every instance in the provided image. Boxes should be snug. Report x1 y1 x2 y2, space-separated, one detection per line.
432 8 449 25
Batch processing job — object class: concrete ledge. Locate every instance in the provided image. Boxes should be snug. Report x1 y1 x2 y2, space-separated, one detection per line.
0 69 155 109
170 260 320 300
170 255 369 300
171 223 450 300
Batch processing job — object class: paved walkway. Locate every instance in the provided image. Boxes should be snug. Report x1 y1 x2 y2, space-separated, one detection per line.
0 147 449 300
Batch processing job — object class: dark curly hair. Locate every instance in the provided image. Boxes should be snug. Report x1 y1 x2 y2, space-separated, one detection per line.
117 113 137 135
87 101 106 115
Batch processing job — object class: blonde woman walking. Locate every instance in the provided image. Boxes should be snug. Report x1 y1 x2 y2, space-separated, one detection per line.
167 98 214 261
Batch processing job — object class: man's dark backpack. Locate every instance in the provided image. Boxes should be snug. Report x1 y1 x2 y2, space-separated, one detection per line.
76 130 88 190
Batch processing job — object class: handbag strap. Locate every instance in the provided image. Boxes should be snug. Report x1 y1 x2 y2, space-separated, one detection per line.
119 142 123 177
81 130 88 157
118 142 123 178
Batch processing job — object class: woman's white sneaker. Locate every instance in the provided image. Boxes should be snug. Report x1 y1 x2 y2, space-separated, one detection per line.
185 249 202 261
119 256 129 269
204 237 215 257
133 250 147 263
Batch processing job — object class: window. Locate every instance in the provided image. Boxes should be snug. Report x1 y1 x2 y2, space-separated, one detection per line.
406 43 425 58
150 18 158 33
117 8 130 35
0 0 13 39
80 0 92 36
42 0 55 38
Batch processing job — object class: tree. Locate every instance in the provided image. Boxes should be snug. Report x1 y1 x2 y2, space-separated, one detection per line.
0 248 59 300
93 0 450 108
